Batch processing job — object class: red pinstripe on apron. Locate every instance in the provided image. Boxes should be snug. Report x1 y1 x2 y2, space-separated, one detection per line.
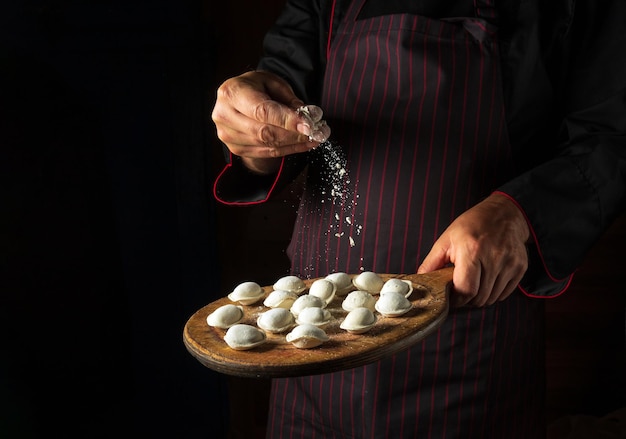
269 0 546 437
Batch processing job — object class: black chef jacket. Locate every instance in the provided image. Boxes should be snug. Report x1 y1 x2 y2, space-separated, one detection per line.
215 0 626 297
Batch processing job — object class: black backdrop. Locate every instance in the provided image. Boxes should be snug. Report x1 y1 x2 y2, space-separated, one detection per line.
1 1 228 437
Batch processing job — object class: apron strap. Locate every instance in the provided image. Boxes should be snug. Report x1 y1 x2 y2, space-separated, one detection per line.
326 0 368 60
326 0 339 60
474 0 499 22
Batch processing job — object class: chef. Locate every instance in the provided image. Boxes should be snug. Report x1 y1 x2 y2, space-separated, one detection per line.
211 0 626 437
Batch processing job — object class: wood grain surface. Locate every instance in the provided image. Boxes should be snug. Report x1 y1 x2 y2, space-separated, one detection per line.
183 267 453 378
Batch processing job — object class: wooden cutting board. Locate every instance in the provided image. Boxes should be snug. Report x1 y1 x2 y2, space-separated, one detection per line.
183 267 453 378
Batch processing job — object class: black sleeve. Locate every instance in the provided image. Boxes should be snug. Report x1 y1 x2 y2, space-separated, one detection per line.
256 0 331 103
498 0 626 296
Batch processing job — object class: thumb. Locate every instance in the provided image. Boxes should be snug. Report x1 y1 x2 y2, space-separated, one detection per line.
417 242 450 274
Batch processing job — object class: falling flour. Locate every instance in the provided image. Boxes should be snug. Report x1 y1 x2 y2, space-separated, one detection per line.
294 106 363 275
313 141 362 248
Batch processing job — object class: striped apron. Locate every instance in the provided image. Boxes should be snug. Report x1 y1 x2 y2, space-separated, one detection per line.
269 0 546 437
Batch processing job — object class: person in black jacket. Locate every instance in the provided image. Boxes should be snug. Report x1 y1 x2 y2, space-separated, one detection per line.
211 0 626 437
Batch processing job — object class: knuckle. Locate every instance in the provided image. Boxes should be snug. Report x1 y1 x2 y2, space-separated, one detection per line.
253 100 283 123
216 79 237 101
515 256 528 273
463 239 482 258
211 107 223 125
214 127 230 143
253 101 270 120
257 124 277 145
267 148 281 158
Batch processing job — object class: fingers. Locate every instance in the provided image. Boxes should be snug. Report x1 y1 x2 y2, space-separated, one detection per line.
449 261 481 307
451 253 527 308
217 71 304 123
212 96 309 154
214 116 312 158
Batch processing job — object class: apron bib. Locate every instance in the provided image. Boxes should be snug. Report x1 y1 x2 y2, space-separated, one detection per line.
272 1 546 437
288 0 513 277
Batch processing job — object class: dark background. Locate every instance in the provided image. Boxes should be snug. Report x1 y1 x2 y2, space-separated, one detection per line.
1 1 624 438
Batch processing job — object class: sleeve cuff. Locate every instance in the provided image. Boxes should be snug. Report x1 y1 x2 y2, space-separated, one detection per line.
213 153 285 205
493 190 575 298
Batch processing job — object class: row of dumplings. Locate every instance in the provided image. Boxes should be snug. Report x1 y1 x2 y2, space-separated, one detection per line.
207 271 417 351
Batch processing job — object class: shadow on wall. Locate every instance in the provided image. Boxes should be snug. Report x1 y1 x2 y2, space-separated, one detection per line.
1 1 229 437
